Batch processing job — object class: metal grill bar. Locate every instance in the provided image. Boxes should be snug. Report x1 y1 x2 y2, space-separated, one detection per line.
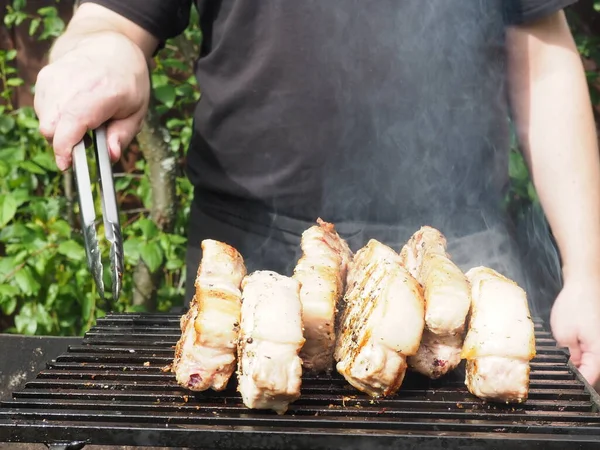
1 313 599 450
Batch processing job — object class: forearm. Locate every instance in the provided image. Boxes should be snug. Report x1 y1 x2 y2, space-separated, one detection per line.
507 11 600 276
49 3 158 63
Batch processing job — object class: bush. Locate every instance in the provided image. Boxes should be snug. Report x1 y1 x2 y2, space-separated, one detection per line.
0 1 200 335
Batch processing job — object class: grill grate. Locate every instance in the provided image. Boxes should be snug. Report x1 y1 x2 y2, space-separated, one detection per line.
1 313 599 450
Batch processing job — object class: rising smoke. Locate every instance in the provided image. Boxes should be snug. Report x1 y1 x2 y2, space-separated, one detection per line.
189 0 564 320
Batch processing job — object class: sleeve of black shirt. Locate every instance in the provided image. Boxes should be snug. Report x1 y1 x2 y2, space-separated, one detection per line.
504 0 578 25
78 0 192 43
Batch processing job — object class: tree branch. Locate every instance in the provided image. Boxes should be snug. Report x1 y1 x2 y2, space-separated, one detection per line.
131 97 177 310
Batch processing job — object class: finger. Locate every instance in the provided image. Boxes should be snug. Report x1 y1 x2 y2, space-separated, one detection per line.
553 330 582 366
576 351 600 387
34 69 61 141
105 114 144 162
51 115 89 171
50 92 127 170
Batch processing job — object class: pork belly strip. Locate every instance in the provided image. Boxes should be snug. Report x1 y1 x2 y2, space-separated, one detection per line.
461 266 536 403
335 239 425 398
172 239 246 391
400 226 471 379
237 270 305 415
293 218 353 373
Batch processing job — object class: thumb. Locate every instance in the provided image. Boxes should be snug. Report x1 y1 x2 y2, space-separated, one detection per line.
554 330 582 367
576 351 600 387
106 115 144 162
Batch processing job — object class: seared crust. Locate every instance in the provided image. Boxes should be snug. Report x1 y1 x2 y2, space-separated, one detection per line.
401 226 471 379
172 239 246 392
335 239 425 398
461 266 535 403
293 218 353 373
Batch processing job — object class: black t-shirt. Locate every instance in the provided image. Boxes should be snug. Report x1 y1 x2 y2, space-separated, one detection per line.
81 0 576 236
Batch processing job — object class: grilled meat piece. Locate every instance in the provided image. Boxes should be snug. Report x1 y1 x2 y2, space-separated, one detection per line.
335 239 425 397
407 330 464 380
461 266 536 403
172 239 246 392
400 226 471 379
237 270 305 414
293 218 353 373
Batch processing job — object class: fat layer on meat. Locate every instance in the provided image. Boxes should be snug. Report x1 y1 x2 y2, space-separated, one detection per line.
401 226 471 379
461 266 536 403
172 240 246 392
237 270 305 415
335 239 425 397
293 218 353 373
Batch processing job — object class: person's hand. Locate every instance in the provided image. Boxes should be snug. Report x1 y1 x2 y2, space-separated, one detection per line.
550 268 600 389
34 31 151 171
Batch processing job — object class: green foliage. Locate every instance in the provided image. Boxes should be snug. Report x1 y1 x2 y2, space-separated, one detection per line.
0 2 200 336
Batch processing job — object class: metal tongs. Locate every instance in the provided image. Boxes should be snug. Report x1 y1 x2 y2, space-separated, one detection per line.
72 125 124 300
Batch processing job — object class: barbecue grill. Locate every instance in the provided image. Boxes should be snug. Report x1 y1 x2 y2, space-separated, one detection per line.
1 312 599 450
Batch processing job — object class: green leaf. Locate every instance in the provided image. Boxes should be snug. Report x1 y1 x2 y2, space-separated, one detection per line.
0 160 9 177
7 77 24 87
527 182 539 204
0 194 18 227
58 240 86 261
0 284 19 297
123 237 142 264
0 115 15 133
11 188 30 207
13 0 26 11
140 241 164 273
37 6 57 16
165 258 184 271
167 234 187 245
40 16 65 40
151 73 169 88
0 296 17 316
4 13 15 27
5 49 17 61
32 152 58 171
0 223 30 242
16 114 39 129
19 160 47 175
0 146 24 162
46 283 59 308
49 220 71 238
0 257 15 278
34 306 53 333
137 218 159 240
14 266 41 296
154 85 176 108
14 311 37 335
161 58 189 72
29 18 41 36
508 150 529 182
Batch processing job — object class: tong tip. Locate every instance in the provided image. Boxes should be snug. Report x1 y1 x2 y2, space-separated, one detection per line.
83 223 105 299
109 223 124 300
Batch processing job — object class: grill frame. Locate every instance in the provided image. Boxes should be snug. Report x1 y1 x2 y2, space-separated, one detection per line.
0 312 599 450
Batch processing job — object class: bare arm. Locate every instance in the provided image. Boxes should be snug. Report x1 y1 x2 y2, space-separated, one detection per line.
506 11 600 277
507 11 600 387
50 3 159 62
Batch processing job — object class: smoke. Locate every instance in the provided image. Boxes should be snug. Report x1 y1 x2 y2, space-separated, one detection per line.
306 1 561 318
188 0 563 319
